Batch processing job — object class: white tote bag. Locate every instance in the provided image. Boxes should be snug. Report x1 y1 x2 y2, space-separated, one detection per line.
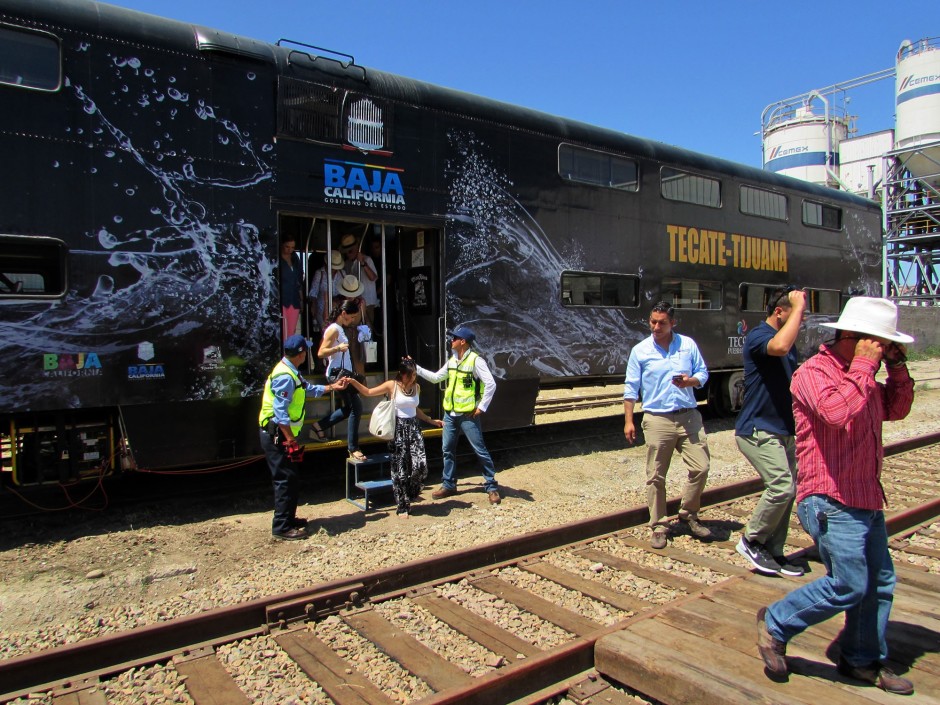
368 384 396 440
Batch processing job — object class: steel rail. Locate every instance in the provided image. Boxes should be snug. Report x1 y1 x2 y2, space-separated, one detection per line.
1 431 937 701
0 479 762 699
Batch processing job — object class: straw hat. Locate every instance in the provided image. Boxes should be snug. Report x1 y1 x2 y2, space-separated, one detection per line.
337 274 364 298
328 250 343 270
340 234 357 250
820 297 913 343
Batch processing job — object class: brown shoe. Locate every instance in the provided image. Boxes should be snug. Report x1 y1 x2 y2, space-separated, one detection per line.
431 486 457 500
680 517 713 540
837 657 914 695
488 490 501 505
273 527 308 541
756 607 788 677
650 528 668 550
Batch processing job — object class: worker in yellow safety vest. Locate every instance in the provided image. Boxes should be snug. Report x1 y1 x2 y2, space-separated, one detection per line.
416 325 501 505
259 335 347 540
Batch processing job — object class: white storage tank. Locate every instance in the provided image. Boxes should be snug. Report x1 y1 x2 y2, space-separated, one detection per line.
895 37 940 185
763 103 848 188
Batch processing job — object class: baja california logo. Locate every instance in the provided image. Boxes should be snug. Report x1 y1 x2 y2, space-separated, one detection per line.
323 158 406 211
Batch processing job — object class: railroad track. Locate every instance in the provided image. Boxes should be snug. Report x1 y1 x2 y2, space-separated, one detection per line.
2 433 939 705
534 392 624 415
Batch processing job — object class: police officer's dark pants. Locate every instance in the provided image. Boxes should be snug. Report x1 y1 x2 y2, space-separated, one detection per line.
260 429 298 536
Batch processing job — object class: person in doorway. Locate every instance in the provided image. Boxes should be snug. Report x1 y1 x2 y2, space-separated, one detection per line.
258 335 347 540
340 233 378 329
416 326 501 504
279 238 304 339
734 286 807 576
623 301 713 549
347 358 443 517
757 297 915 695
308 250 344 332
335 274 370 377
313 300 369 460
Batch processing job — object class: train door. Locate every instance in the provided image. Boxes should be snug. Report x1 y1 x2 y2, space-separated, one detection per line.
275 213 443 410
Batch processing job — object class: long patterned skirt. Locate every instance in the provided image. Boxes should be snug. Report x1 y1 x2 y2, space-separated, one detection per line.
391 416 429 514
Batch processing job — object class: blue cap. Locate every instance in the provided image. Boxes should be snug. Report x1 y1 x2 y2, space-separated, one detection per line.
451 325 476 345
284 335 311 356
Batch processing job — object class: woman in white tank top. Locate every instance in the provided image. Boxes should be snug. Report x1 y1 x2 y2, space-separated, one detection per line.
313 300 366 459
348 358 443 516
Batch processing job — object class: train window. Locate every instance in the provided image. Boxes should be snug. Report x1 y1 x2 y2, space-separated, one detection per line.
660 167 720 208
739 283 841 315
806 288 841 314
0 25 61 92
662 278 722 310
0 235 67 297
660 166 721 208
740 186 787 221
560 271 639 308
802 200 842 230
558 144 638 191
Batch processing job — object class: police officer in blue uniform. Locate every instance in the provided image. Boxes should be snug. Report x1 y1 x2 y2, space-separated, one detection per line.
259 335 347 540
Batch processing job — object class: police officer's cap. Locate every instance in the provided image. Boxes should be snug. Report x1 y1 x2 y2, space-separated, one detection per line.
450 326 476 345
284 335 312 356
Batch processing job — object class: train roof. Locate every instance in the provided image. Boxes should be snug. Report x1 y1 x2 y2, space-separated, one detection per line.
6 0 880 212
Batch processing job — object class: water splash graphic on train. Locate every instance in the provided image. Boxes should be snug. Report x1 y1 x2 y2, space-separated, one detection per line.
445 131 643 378
0 53 277 410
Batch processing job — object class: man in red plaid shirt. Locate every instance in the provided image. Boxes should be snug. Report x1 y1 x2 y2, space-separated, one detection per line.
756 297 915 696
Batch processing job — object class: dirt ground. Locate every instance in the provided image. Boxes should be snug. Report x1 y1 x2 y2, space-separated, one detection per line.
0 358 938 657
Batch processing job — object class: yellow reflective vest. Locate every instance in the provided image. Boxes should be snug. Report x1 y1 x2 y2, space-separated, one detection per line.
258 360 306 436
443 351 483 413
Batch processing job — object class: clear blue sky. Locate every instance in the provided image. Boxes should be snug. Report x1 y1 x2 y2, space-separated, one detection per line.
110 0 938 167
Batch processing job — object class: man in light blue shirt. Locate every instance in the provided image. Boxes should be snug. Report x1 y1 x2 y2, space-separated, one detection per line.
623 302 712 549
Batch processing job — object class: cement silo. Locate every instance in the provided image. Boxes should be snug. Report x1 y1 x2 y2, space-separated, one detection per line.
762 94 849 188
895 37 940 185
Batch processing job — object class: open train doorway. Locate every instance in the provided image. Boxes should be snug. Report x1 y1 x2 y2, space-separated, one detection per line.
275 214 442 394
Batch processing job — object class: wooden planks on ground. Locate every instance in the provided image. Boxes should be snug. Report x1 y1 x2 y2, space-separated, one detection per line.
471 575 603 637
596 570 940 705
410 593 540 662
574 547 705 594
522 559 652 613
275 629 395 705
343 609 473 692
173 652 249 705
52 688 108 705
614 534 752 577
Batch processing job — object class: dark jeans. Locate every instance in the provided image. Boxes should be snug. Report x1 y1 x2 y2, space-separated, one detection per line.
317 374 362 452
259 428 298 536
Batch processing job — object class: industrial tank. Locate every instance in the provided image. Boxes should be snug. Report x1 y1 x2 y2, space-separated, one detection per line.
895 37 940 185
763 101 848 188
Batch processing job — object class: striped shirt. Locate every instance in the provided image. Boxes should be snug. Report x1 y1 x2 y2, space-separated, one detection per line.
791 345 914 510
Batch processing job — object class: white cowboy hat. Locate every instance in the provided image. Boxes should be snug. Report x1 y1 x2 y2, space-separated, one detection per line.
328 250 344 270
820 296 913 344
337 274 364 298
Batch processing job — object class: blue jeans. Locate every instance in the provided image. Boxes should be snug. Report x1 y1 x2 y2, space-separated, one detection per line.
441 413 497 492
317 382 362 452
765 494 896 666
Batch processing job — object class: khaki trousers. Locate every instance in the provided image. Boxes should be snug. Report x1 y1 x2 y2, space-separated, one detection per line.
735 430 797 555
640 409 710 528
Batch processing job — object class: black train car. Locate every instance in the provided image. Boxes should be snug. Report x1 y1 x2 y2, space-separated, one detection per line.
0 0 881 486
